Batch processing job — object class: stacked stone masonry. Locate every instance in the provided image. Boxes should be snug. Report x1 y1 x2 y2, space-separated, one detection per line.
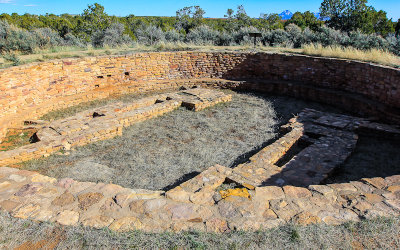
0 88 232 165
0 108 399 232
1 52 399 142
0 52 399 232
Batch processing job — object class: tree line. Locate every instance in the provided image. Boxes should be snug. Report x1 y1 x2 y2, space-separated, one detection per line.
0 0 399 55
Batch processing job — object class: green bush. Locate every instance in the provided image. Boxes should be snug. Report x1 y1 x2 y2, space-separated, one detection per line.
186 25 219 45
135 25 165 45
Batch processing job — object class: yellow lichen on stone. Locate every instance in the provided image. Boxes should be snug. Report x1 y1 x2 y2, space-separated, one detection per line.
219 188 251 200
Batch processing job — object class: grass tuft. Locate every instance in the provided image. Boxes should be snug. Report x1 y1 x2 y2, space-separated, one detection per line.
302 43 400 67
0 211 399 249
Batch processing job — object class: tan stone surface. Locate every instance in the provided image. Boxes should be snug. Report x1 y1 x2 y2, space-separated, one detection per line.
78 192 104 210
52 192 75 207
56 210 80 226
109 217 143 231
283 186 312 199
254 186 285 201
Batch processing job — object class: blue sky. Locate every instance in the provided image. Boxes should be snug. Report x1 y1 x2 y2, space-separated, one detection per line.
0 0 399 20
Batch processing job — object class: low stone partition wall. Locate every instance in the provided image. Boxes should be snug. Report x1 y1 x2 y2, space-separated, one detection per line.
0 51 399 142
0 88 232 166
1 107 399 232
0 51 399 232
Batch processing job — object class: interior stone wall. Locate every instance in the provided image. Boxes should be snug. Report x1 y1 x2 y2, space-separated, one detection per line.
0 51 399 141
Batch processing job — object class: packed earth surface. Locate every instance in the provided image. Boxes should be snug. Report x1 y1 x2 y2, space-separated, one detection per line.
18 91 350 191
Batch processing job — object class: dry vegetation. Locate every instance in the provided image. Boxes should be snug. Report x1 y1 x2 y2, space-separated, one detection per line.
303 44 400 67
0 211 399 249
20 92 342 190
1 43 399 69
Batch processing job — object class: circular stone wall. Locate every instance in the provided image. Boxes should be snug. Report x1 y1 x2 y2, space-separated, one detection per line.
0 52 399 142
0 52 399 232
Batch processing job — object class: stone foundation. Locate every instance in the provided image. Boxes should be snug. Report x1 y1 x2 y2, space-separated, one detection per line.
0 109 399 232
1 52 399 142
0 51 399 232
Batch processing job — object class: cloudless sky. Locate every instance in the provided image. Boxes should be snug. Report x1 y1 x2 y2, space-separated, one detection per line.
0 0 399 20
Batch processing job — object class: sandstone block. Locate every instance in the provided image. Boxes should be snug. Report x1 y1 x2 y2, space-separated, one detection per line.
56 210 80 226
78 192 104 210
254 186 285 201
283 186 312 199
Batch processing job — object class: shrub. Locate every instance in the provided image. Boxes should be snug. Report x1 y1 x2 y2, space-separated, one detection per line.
63 33 85 47
186 25 219 45
387 35 400 56
347 31 389 51
217 31 234 46
32 28 65 49
266 29 290 47
135 25 165 45
300 27 315 46
285 24 302 48
232 26 260 45
0 20 36 53
313 26 348 46
91 23 132 47
165 29 184 43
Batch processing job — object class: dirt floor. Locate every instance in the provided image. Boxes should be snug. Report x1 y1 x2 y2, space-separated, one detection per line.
18 91 340 190
16 91 400 190
2 91 400 248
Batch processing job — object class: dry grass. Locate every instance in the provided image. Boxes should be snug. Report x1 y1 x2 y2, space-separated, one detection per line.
302 44 400 67
19 92 342 191
1 43 398 69
0 211 399 249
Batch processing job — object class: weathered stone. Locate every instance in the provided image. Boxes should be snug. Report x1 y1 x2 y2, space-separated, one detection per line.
354 201 372 212
269 199 288 211
363 193 383 204
109 217 143 231
219 188 251 200
189 191 215 205
129 200 145 214
8 174 26 183
82 215 114 228
218 201 240 219
52 192 75 207
385 175 400 185
31 174 57 183
169 204 197 220
0 181 11 190
15 183 42 197
283 186 312 199
13 204 40 219
205 218 230 233
33 210 54 221
263 209 278 219
144 198 167 212
165 187 190 203
328 183 357 194
309 185 334 196
292 211 321 225
56 210 80 226
78 192 104 210
254 186 285 201
384 200 400 211
362 177 387 189
387 185 400 193
0 200 20 212
56 178 75 189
